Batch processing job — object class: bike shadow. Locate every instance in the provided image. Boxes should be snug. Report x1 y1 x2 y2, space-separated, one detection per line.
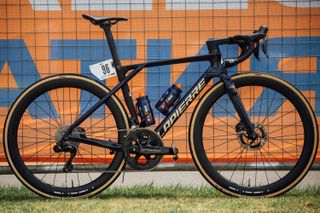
1 185 316 200
97 185 225 199
0 185 225 201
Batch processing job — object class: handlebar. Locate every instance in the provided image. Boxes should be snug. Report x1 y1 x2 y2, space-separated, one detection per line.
206 26 268 67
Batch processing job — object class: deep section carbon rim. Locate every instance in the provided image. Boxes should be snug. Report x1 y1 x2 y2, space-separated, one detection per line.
5 76 127 197
191 74 317 196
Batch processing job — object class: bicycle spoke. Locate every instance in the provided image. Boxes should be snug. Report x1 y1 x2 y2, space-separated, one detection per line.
259 150 282 179
73 92 95 123
77 150 102 175
259 93 282 125
52 153 62 186
23 141 55 162
258 149 270 185
215 101 240 122
261 147 291 170
78 146 110 163
257 86 264 124
204 138 238 152
268 138 303 147
40 153 61 181
228 147 245 182
267 139 299 159
21 123 54 137
212 146 242 162
19 138 55 150
267 121 302 135
202 125 237 136
54 88 63 126
43 93 62 128
263 108 298 126
28 113 60 129
217 147 244 172
86 113 113 129
241 149 248 186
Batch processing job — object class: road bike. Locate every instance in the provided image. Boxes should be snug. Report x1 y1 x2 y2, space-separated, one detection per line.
3 14 318 198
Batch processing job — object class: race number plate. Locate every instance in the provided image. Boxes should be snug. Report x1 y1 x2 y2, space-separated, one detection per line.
89 59 117 80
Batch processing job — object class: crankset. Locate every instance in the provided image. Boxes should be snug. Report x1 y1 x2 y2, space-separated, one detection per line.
123 128 178 170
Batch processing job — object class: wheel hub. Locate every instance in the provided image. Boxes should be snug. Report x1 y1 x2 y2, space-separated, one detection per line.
55 126 86 148
236 122 268 150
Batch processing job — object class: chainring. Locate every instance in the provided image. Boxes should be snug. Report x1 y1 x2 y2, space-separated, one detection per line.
123 128 163 170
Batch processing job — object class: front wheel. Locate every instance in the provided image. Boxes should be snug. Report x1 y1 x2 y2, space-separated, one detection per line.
189 73 318 197
3 74 129 198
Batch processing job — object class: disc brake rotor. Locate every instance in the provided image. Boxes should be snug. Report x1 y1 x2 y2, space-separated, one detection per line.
236 122 268 150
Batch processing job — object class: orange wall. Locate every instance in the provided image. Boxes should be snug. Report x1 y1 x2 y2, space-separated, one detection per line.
0 0 319 163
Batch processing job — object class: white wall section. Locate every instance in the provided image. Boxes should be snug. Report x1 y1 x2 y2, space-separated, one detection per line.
166 0 248 10
28 0 61 10
275 0 320 8
71 0 153 10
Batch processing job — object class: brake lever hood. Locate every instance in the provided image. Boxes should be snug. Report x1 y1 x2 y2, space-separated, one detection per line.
253 42 260 61
261 39 269 58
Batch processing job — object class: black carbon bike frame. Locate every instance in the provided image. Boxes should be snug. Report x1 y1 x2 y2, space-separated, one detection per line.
63 24 258 151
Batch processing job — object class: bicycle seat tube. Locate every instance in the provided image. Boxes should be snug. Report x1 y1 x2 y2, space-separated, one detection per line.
101 23 139 125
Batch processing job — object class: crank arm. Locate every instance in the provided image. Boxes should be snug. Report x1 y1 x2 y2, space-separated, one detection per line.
140 146 178 156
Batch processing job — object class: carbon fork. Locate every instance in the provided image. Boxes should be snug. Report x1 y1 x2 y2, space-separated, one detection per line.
219 69 258 140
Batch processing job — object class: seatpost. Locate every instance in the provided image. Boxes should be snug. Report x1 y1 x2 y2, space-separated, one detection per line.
100 24 122 68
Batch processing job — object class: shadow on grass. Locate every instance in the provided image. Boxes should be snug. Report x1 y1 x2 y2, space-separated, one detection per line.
0 185 224 201
97 185 320 199
0 185 319 201
97 184 224 199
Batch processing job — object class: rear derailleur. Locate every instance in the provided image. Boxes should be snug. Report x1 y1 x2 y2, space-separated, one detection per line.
123 128 178 170
53 126 86 172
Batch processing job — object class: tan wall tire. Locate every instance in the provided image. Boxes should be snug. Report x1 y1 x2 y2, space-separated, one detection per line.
189 73 318 197
3 74 129 198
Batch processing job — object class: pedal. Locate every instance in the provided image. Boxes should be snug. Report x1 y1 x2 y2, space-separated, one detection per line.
171 146 179 161
173 154 178 161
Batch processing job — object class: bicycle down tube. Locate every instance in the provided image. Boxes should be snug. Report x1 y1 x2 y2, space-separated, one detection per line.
62 53 215 140
65 59 258 150
66 65 218 149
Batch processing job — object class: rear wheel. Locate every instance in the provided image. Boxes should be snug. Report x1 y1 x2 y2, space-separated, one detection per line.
3 74 129 198
190 73 318 197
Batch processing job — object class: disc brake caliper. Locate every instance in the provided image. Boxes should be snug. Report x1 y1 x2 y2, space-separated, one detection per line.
236 122 268 150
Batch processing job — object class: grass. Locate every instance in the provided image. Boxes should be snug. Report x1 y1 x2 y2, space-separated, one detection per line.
0 185 319 213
